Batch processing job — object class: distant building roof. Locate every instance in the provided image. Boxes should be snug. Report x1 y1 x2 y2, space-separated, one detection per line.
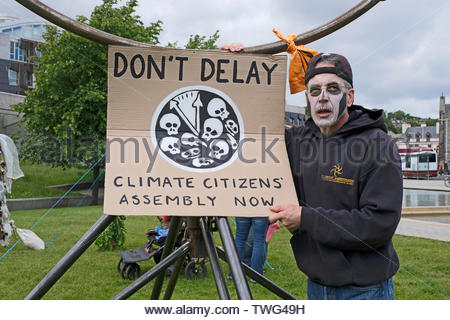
0 14 19 25
403 126 438 139
0 16 47 42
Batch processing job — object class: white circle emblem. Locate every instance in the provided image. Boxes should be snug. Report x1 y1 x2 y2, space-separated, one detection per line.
151 86 244 172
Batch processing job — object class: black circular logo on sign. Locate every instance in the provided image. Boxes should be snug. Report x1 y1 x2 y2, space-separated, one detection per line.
151 86 244 172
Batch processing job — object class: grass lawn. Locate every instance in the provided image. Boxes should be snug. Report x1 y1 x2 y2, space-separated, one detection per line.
0 206 448 300
8 162 94 199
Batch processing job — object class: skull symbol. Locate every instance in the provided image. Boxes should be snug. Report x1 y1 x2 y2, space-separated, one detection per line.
181 132 206 147
209 139 230 160
225 119 239 135
207 98 229 120
226 133 238 150
160 113 181 136
160 137 181 155
181 147 201 159
202 118 223 142
192 157 214 168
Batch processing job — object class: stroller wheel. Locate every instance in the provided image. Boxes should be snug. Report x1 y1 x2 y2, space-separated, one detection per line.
122 263 141 280
185 259 207 280
117 258 124 273
154 250 162 264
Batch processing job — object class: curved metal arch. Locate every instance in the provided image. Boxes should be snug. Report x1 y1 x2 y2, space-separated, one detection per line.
15 0 385 53
245 0 385 54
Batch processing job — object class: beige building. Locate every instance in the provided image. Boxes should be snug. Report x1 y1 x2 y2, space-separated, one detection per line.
396 122 439 151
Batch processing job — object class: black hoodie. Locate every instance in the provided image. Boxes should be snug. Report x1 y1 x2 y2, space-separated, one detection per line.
285 105 402 287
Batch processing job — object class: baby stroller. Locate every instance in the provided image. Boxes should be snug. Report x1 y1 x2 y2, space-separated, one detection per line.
117 217 207 280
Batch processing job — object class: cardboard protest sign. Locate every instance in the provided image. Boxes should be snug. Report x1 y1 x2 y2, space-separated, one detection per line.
105 46 299 216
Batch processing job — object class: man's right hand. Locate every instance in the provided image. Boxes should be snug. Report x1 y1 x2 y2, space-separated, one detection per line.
269 204 302 233
219 43 244 52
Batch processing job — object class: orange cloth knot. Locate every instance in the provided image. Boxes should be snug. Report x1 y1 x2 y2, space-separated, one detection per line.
273 28 319 94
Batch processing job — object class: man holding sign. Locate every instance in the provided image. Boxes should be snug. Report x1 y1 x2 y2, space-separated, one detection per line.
221 43 402 300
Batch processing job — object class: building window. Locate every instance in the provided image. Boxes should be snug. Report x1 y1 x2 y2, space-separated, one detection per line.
406 155 411 168
8 69 18 86
23 25 33 39
10 41 25 61
426 133 431 142
13 27 22 37
33 25 42 38
406 134 410 142
27 72 34 88
416 133 421 142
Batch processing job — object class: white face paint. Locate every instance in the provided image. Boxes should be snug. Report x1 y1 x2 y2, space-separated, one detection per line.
307 73 347 129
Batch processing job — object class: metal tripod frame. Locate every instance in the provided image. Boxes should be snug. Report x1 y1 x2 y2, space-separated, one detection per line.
25 215 297 300
15 0 384 301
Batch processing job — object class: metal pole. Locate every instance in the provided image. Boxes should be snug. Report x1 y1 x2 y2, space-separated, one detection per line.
216 247 297 300
163 251 188 300
113 242 191 300
245 0 385 54
150 216 183 300
199 217 230 299
216 216 252 300
25 214 116 300
15 0 385 54
186 217 207 258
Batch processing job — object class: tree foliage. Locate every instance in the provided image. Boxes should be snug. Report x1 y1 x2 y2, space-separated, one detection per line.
384 110 438 134
167 30 220 50
94 216 126 251
185 30 220 49
385 117 399 134
425 118 438 127
13 0 162 167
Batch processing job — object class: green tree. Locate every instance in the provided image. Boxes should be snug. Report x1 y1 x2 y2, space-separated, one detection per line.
426 118 438 127
13 0 163 251
185 30 220 49
385 117 399 134
13 0 162 169
167 30 220 49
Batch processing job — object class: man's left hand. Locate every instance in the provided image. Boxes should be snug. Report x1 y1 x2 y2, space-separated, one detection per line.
269 204 302 233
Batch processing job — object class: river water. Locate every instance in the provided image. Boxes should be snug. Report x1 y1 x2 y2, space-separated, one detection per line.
402 189 450 224
402 189 450 207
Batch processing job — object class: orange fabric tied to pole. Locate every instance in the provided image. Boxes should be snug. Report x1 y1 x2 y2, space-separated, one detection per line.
273 28 318 94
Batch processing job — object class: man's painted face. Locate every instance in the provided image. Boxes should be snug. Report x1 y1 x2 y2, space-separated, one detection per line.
306 73 347 129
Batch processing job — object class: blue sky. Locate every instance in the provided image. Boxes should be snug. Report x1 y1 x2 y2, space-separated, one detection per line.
3 0 450 118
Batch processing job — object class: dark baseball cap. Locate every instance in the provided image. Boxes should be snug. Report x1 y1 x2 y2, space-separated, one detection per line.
304 53 353 87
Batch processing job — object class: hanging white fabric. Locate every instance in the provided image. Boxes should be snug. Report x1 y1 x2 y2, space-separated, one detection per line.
0 134 24 193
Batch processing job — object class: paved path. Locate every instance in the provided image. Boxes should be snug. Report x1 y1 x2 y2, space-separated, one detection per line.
396 218 450 242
